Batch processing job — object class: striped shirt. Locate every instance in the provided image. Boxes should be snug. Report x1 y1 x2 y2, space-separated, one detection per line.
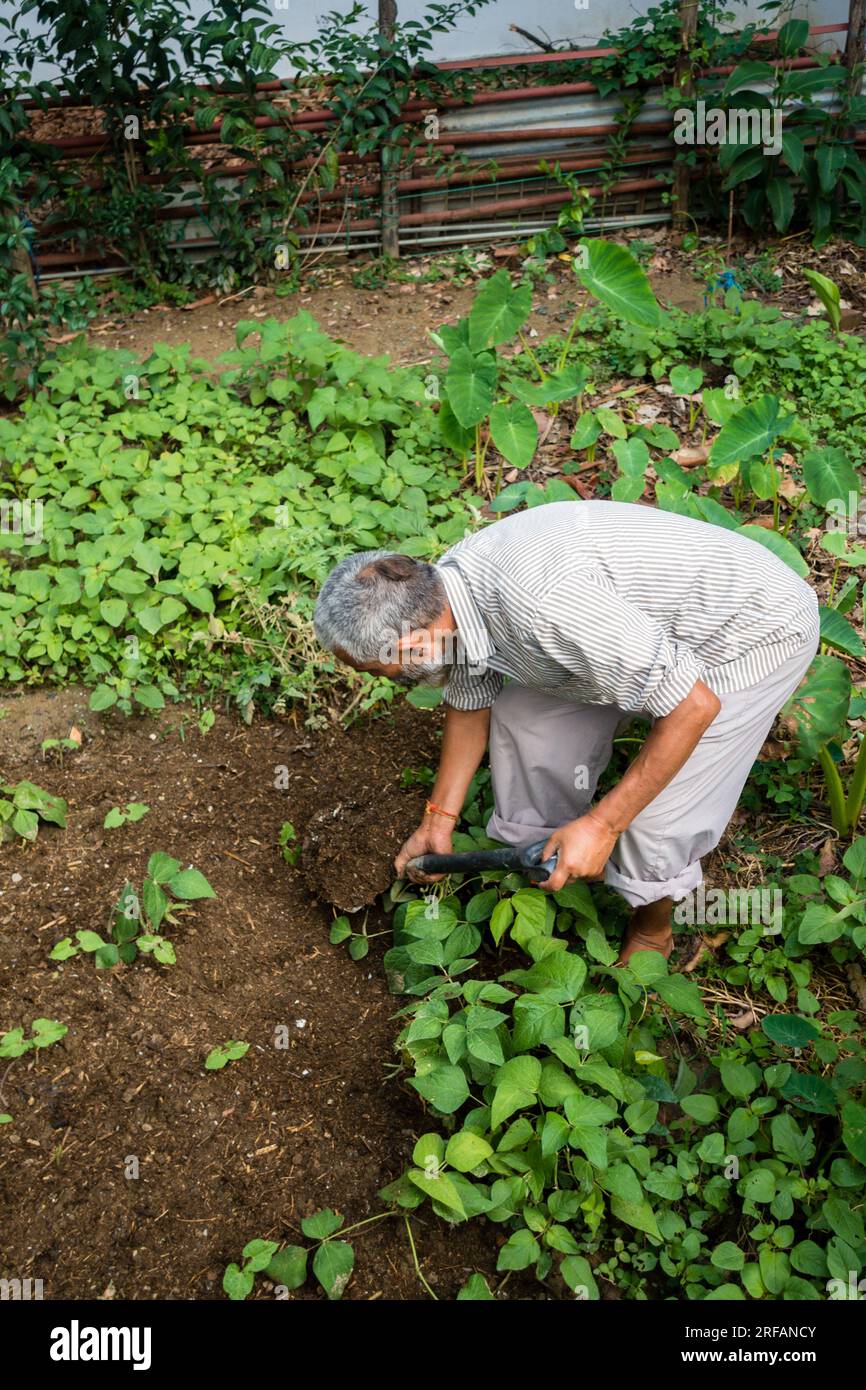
436 500 819 717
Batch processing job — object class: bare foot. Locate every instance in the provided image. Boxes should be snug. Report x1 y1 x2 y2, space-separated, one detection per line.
615 928 674 969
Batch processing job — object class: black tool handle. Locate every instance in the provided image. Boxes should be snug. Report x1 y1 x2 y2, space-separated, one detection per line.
407 847 517 874
407 838 558 882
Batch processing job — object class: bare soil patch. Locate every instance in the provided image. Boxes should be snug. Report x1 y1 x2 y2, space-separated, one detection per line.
0 694 539 1300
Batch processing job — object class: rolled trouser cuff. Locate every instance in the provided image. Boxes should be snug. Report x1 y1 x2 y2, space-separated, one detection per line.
603 856 703 909
486 809 560 847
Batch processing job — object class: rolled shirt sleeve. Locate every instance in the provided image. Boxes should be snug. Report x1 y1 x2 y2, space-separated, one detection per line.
442 663 504 712
530 574 706 717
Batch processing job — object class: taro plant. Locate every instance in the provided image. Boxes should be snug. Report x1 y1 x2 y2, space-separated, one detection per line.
435 240 661 490
49 851 215 967
0 778 67 842
433 268 580 487
784 656 866 839
668 364 704 433
803 269 842 334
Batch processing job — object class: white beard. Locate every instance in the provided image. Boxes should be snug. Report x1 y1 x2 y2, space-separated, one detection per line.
392 659 452 688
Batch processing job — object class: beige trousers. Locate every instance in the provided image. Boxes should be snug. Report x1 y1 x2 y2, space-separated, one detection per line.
486 628 820 908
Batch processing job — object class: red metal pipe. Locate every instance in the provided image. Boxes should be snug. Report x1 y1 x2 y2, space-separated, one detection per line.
433 24 848 70
32 167 673 266
22 51 829 161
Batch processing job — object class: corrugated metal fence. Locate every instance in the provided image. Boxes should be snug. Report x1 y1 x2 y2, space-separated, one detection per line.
20 21 859 278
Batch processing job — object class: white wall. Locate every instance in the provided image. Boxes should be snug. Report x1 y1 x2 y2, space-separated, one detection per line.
14 0 851 81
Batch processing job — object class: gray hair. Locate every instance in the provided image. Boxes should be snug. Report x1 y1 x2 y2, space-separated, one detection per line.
313 550 447 663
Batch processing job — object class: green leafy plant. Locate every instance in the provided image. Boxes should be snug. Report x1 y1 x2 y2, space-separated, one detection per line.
784 657 866 839
378 843 866 1299
712 26 866 245
103 801 149 829
0 778 67 841
278 821 300 866
0 1017 67 1056
224 1209 356 1300
788 838 866 966
803 269 842 333
205 1041 250 1071
0 317 472 721
0 1018 68 1126
328 912 388 962
49 851 215 967
434 240 659 491
40 736 80 760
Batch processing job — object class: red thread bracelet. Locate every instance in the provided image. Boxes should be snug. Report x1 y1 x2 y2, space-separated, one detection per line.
425 800 459 821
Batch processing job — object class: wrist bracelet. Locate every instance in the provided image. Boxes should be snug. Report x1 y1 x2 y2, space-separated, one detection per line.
425 799 459 821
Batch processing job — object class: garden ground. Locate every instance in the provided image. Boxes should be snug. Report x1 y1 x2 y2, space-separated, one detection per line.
0 690 555 1299
77 233 866 369
3 232 866 1300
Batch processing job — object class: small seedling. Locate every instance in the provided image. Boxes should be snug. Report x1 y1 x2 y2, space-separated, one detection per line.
41 737 80 761
329 913 386 961
278 821 300 866
49 852 215 968
103 802 150 829
223 1209 355 1301
205 1041 249 1070
803 267 841 333
669 363 705 432
198 708 215 735
399 766 435 790
0 779 67 842
0 1018 68 1057
0 1019 68 1126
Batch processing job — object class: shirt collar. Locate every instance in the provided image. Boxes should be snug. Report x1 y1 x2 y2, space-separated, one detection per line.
436 561 495 670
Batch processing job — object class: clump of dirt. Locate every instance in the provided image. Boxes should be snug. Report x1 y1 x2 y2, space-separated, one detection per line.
302 799 417 913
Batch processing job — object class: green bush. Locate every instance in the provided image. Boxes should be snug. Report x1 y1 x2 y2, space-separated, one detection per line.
0 315 474 716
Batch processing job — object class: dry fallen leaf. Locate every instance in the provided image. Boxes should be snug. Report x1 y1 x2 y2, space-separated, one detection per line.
674 445 709 467
728 1007 758 1031
683 930 730 973
817 837 837 877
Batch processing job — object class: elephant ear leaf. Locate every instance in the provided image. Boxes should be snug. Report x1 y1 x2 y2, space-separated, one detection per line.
574 239 660 328
782 653 850 758
467 270 532 349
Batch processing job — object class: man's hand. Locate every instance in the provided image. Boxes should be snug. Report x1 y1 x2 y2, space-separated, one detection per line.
395 818 454 883
538 811 618 893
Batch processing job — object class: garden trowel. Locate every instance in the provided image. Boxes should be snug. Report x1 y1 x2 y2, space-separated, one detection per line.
406 838 559 883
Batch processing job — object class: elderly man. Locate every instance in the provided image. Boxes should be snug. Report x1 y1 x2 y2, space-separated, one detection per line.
314 500 819 963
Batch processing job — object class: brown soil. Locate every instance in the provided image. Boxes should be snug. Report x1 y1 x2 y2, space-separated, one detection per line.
85 256 585 368
78 229 866 385
301 800 415 914
0 692 538 1301
78 232 704 371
